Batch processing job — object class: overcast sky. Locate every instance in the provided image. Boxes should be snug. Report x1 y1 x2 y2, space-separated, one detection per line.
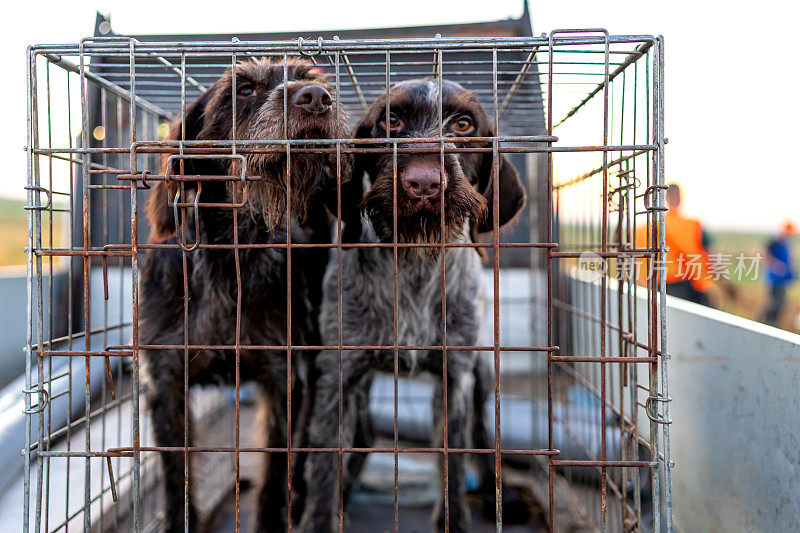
5 0 798 231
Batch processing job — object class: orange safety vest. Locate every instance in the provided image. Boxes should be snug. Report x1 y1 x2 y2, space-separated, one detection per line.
636 209 712 291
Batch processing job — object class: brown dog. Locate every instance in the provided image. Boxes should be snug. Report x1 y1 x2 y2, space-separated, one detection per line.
140 58 349 533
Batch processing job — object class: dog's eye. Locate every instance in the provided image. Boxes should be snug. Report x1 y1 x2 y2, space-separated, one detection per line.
452 116 474 134
237 84 255 97
381 113 402 131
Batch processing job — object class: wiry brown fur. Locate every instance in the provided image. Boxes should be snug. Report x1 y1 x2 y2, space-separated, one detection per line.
140 58 350 533
349 78 526 243
147 58 350 240
361 147 487 255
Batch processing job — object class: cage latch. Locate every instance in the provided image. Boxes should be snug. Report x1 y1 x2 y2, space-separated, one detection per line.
643 184 669 213
645 394 672 424
172 185 202 253
298 36 323 57
22 387 49 415
24 186 52 211
164 154 249 252
139 170 152 190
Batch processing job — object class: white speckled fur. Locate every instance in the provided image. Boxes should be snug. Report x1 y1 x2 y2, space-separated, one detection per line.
300 219 485 533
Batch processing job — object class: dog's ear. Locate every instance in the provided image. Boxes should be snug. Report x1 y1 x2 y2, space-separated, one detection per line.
147 90 212 241
475 147 526 234
322 171 363 244
352 113 380 182
321 113 378 243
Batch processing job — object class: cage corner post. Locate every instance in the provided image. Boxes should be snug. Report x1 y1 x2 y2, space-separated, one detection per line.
23 43 38 533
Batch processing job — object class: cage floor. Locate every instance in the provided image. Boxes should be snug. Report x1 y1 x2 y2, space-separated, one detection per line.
202 411 550 532
206 472 550 533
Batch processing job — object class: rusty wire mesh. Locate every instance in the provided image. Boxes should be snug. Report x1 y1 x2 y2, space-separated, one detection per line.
23 30 671 532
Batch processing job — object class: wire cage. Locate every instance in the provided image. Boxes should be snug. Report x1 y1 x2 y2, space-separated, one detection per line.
23 23 671 533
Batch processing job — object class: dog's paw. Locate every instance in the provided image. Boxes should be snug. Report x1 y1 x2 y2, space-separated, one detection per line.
480 485 531 525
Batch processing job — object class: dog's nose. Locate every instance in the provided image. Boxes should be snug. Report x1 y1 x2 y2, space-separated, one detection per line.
292 85 333 115
402 164 446 201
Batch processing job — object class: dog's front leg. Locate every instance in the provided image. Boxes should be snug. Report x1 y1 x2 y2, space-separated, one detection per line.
472 354 500 515
146 354 198 533
298 351 372 533
471 356 531 525
291 350 318 525
431 355 476 533
340 374 376 509
253 377 291 533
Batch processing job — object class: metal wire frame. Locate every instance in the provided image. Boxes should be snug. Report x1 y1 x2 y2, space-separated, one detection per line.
23 31 671 532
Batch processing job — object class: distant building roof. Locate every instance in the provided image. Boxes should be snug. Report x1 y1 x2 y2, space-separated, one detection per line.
97 3 533 42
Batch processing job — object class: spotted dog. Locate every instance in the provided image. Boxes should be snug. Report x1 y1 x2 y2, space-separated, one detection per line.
300 79 526 532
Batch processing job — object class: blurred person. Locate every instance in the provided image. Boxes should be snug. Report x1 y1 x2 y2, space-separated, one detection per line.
637 183 712 305
761 221 797 326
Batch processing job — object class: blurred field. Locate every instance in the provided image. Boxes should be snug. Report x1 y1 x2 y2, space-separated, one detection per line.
0 197 28 267
0 196 66 268
706 230 800 334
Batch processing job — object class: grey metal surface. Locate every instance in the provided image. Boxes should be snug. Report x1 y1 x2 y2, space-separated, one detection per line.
0 270 49 389
565 272 800 531
658 299 800 532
